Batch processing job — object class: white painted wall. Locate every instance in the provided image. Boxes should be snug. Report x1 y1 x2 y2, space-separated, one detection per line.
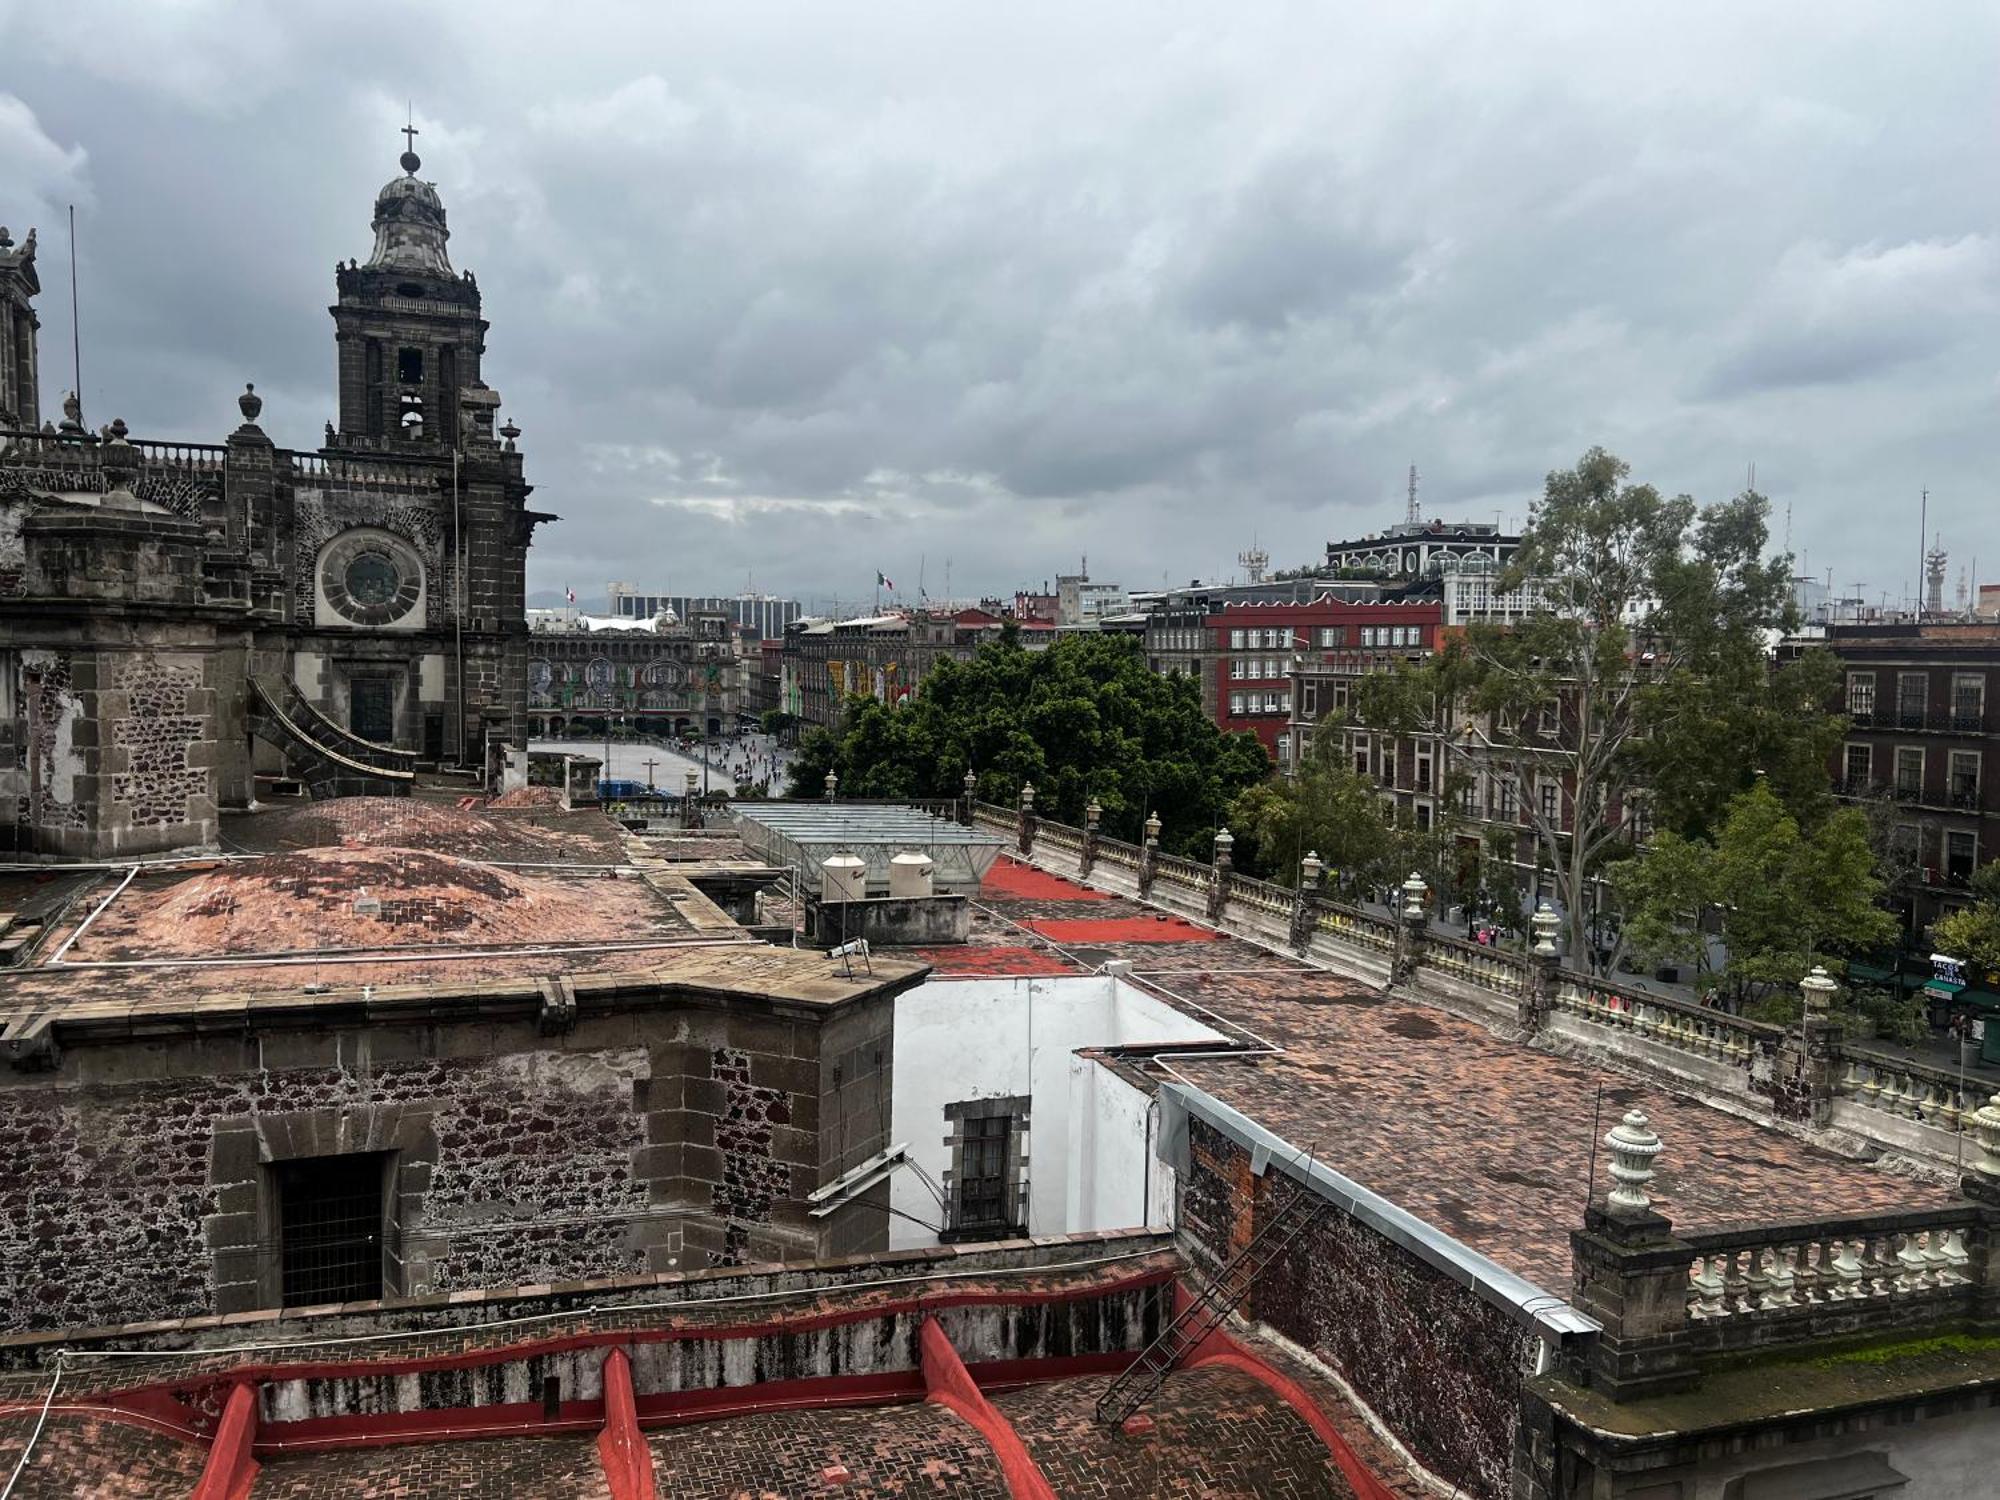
888 974 1222 1249
1067 1053 1176 1232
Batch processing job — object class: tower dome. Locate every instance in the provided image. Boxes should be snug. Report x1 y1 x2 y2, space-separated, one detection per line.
365 133 454 276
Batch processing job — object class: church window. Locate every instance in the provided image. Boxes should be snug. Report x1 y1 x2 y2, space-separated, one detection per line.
344 553 402 607
364 339 385 439
398 346 425 384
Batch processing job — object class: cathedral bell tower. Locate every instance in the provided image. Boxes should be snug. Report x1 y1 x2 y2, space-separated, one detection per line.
328 126 490 452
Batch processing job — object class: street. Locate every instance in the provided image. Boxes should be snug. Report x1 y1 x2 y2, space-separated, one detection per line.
530 732 796 797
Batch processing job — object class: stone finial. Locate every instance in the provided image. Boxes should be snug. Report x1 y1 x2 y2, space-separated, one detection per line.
238 383 263 425
824 769 839 801
1604 1107 1664 1215
500 419 521 452
1400 871 1428 921
963 768 978 795
1300 850 1323 887
1019 781 1035 812
1213 826 1233 860
0 227 10 249
99 424 142 510
1085 798 1101 829
1799 965 1837 1019
59 390 83 433
1143 810 1161 847
1532 900 1560 957
1971 1093 2000 1179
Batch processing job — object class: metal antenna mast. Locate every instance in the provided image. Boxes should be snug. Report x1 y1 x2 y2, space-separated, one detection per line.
67 204 81 426
1405 463 1420 525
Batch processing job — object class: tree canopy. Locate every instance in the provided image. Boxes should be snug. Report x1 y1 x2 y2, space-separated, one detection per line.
1355 446 1818 968
1934 864 2000 979
1608 780 1896 1009
1229 725 1397 890
786 634 1271 859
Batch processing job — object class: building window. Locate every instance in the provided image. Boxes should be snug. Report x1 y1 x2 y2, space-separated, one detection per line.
1230 692 1245 715
1415 801 1432 832
276 1152 387 1307
1945 830 1977 886
943 1097 1028 1240
1843 743 1871 792
1845 672 1875 721
1496 780 1517 819
1896 672 1927 728
1894 746 1923 798
1949 750 1981 808
1230 629 1245 649
1230 658 1245 680
397 346 425 385
1952 674 1986 731
1540 781 1559 823
1318 626 1343 646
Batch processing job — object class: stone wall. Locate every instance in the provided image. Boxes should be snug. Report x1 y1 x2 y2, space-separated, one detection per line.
0 995 898 1334
1180 1116 1536 1500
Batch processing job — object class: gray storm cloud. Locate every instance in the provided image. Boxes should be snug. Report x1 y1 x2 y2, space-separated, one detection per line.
3 0 1993 609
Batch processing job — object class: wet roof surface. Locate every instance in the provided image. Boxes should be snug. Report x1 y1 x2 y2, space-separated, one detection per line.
904 858 1959 1292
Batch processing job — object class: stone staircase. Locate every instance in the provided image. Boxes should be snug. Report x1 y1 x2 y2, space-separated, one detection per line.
246 675 416 800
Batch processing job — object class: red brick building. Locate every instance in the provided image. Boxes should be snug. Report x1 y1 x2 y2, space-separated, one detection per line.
1207 599 1443 763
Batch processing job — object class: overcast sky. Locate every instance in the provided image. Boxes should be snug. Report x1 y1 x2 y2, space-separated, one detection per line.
3 1 1994 612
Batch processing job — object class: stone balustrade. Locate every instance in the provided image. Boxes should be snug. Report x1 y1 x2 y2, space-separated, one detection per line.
1835 1048 1990 1137
1036 821 1085 855
1151 851 1211 890
1094 838 1141 871
1553 975 1782 1069
1425 932 1537 998
1223 872 1292 917
133 438 229 471
1313 902 1398 954
1680 1208 1983 1341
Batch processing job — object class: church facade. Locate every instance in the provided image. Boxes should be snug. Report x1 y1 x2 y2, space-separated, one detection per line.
0 138 550 856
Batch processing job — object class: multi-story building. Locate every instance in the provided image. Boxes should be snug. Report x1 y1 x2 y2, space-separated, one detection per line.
780 609 1008 727
1055 571 1126 626
605 586 802 640
525 606 740 738
1212 599 1442 765
1825 621 1998 931
1142 606 1217 714
1325 516 1520 578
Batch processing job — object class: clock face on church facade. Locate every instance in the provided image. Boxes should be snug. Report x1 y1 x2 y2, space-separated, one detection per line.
320 529 424 627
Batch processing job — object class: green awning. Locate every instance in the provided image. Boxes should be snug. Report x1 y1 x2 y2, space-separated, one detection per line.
1955 986 2000 1014
1846 961 1895 984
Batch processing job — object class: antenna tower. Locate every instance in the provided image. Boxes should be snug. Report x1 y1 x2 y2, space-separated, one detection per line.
1925 534 1948 617
1405 464 1420 526
1237 543 1269 584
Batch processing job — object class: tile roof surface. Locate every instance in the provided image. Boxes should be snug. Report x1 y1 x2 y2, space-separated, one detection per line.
935 859 1958 1291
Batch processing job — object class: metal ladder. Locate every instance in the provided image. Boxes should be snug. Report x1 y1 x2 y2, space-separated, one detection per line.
1094 1184 1329 1427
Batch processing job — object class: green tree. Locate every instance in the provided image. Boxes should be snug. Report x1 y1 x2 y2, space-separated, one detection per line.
1609 781 1897 1008
1356 447 1806 970
1934 864 2000 977
787 634 1270 859
1229 727 1396 891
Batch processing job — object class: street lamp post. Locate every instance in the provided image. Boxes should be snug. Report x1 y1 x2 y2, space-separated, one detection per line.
825 769 839 803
